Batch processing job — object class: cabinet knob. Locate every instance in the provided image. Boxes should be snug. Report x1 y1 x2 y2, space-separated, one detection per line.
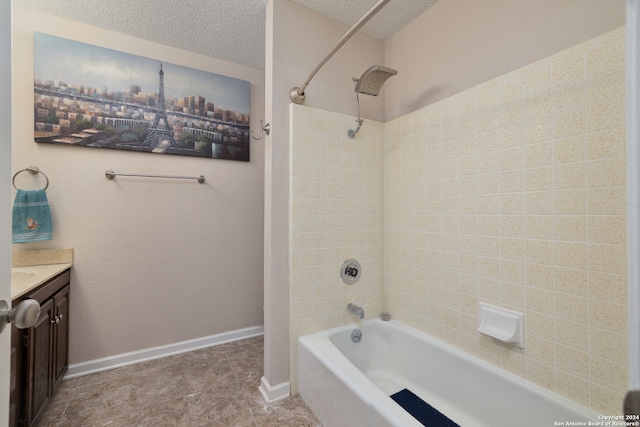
0 299 41 332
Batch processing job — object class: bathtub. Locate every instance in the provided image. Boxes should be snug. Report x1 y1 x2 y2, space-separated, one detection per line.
298 318 600 427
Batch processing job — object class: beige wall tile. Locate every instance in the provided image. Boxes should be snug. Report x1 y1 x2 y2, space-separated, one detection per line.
586 98 625 134
554 216 587 242
556 318 589 351
590 327 626 364
554 241 588 270
554 267 588 296
552 108 585 139
523 116 552 144
590 383 625 416
526 359 556 390
526 335 556 365
587 157 626 187
589 271 627 304
555 344 589 379
588 243 626 275
527 191 555 215
552 52 586 88
525 215 553 240
588 186 626 215
552 83 585 113
587 127 625 160
586 39 625 78
556 371 591 408
525 166 553 192
553 135 586 165
586 69 625 105
554 189 587 215
526 263 554 290
526 311 555 340
555 292 588 324
588 215 626 245
554 162 586 190
525 240 554 265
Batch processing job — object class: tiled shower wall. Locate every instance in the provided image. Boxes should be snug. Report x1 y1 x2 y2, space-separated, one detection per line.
385 27 626 414
289 104 385 392
289 27 626 414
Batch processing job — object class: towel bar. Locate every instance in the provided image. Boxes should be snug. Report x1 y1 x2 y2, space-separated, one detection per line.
105 170 205 184
12 166 49 190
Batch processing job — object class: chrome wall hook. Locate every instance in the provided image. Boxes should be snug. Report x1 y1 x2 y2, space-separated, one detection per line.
251 119 270 140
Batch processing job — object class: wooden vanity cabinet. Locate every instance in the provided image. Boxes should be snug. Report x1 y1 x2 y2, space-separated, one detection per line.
10 269 70 427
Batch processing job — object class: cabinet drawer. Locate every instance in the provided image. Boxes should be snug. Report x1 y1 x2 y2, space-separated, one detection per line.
27 270 70 305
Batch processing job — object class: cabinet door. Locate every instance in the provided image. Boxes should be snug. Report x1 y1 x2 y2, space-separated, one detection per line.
9 325 24 427
26 298 53 425
52 284 69 391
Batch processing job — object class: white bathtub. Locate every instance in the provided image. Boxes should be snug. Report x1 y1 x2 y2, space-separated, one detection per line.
298 318 600 427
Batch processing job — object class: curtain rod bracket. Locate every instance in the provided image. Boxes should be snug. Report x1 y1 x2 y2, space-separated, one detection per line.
290 88 305 105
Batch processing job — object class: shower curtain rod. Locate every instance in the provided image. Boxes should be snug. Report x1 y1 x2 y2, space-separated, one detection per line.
289 0 391 105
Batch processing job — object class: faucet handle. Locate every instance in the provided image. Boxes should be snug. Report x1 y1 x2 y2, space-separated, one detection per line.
341 259 361 285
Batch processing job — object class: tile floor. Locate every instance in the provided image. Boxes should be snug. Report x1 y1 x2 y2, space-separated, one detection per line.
35 336 322 427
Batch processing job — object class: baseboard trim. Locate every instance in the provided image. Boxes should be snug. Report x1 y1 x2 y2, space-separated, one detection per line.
65 325 264 379
259 376 291 403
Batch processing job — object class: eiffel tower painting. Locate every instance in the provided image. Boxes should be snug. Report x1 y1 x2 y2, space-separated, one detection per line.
143 63 176 147
33 33 252 160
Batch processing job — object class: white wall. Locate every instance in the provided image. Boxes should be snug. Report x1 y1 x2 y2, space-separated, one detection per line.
12 7 266 365
385 0 626 121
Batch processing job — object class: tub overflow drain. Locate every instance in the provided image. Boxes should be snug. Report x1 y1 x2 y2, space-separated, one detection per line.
351 329 362 343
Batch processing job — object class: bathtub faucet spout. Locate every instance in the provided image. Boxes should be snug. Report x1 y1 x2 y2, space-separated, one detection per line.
347 303 365 319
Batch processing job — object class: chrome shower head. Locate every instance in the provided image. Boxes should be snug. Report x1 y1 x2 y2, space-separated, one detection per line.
353 65 398 96
348 64 398 139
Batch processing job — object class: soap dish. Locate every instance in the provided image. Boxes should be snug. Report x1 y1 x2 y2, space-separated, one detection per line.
477 302 525 348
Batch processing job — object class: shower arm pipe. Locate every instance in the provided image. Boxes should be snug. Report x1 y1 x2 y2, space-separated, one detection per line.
348 92 364 138
289 0 391 105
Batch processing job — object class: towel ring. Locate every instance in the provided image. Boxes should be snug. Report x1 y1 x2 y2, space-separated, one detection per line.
12 166 49 191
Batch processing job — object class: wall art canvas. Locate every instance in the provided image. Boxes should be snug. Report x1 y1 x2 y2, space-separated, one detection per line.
33 33 251 161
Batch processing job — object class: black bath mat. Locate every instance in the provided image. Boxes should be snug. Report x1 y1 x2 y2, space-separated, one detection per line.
390 388 461 427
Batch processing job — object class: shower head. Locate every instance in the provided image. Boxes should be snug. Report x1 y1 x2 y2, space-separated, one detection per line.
348 64 398 138
353 65 398 96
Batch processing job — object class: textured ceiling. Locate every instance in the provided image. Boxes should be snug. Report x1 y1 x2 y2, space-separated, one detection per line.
293 0 438 40
17 0 438 70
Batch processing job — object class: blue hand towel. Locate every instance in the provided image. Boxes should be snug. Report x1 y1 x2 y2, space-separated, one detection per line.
12 189 53 243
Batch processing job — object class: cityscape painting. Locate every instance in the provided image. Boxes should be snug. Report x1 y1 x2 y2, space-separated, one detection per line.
33 33 251 161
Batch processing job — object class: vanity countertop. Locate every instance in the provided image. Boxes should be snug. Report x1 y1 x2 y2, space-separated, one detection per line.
11 248 74 301
12 263 72 300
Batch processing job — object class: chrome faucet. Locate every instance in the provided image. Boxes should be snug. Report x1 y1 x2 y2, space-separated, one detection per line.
347 303 364 319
